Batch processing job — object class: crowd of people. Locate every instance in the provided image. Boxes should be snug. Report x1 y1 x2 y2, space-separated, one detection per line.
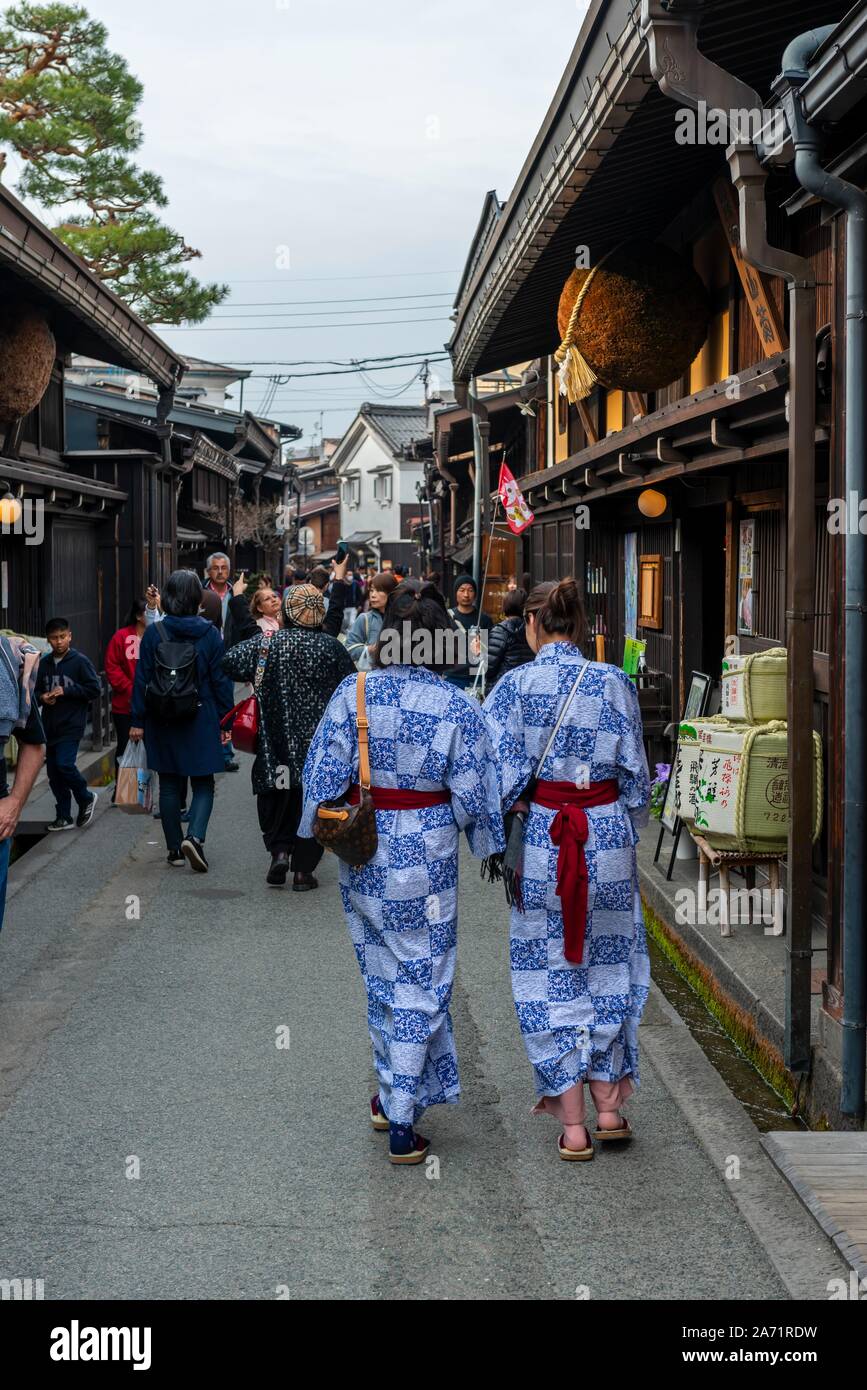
0 548 651 1171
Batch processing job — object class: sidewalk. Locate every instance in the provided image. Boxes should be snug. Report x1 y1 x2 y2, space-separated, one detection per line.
637 832 844 1128
0 764 849 1299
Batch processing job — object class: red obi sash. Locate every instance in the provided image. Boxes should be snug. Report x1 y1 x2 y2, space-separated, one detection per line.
346 785 451 811
531 778 620 964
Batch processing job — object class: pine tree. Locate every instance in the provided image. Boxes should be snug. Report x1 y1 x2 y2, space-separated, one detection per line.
0 2 227 323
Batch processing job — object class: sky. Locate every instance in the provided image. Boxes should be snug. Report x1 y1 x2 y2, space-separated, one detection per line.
76 0 590 449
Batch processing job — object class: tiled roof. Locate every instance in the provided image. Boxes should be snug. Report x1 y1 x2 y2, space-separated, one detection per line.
360 403 428 457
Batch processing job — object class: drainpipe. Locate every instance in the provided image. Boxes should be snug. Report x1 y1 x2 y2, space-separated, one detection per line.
640 0 817 1073
468 379 490 587
774 28 867 1121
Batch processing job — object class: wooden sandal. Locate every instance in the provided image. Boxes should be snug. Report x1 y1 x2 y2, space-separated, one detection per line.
592 1118 633 1142
557 1131 594 1161
370 1095 389 1132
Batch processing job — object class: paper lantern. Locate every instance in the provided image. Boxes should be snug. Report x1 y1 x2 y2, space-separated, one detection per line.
638 488 667 518
555 241 710 402
0 302 56 425
0 491 22 526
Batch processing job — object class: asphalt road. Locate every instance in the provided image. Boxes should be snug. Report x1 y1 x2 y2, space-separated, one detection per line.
0 761 848 1300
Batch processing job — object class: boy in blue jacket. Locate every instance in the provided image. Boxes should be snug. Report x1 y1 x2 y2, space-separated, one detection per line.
36 618 102 831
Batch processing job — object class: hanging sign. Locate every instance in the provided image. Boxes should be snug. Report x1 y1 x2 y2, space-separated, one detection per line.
713 177 787 356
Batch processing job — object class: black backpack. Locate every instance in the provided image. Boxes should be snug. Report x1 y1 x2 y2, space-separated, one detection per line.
144 625 200 722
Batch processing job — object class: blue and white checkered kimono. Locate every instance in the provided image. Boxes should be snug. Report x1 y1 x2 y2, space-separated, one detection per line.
482 641 651 1099
299 666 505 1125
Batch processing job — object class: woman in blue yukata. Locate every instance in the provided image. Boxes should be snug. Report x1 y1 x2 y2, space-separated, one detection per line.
483 579 651 1162
299 582 504 1166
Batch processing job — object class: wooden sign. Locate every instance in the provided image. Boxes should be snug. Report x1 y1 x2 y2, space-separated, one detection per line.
713 176 787 356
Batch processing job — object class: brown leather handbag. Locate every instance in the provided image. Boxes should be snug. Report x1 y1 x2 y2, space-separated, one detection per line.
312 671 378 866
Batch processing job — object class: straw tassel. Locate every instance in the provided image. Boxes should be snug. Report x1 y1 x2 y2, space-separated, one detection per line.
554 244 621 404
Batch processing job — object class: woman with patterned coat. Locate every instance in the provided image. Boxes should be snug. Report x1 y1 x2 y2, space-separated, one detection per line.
298 582 504 1165
222 583 355 889
482 579 650 1162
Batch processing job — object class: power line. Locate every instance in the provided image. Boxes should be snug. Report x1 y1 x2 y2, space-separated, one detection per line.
196 303 453 321
217 291 457 309
243 356 450 380
165 316 451 332
236 350 448 366
222 269 459 285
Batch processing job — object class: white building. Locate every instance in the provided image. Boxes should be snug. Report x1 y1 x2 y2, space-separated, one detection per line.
331 403 428 572
66 355 252 410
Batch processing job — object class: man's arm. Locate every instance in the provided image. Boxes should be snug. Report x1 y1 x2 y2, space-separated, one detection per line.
0 702 46 839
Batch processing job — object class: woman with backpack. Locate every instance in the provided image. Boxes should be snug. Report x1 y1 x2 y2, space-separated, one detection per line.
129 570 235 872
343 571 398 668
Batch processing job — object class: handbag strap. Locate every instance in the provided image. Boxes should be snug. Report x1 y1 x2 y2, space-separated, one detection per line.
356 670 371 791
253 629 273 693
534 660 590 779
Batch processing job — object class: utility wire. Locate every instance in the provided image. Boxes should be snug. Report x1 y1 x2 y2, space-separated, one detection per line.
214 291 457 309
165 316 451 332
196 303 453 321
222 269 459 284
237 350 448 366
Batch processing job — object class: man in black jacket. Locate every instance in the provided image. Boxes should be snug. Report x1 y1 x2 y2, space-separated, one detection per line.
36 619 102 831
446 574 493 688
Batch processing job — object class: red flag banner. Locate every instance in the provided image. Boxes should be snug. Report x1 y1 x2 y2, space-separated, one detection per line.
498 461 534 535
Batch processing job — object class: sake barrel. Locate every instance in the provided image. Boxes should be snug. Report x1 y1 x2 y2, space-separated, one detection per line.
0 302 56 425
673 718 730 825
691 721 823 852
720 648 787 722
556 241 710 395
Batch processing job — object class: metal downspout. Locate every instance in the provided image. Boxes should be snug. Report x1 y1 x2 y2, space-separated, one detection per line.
640 0 817 1073
774 29 867 1121
468 380 490 587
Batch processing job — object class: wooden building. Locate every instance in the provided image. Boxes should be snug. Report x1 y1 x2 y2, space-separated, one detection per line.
0 183 183 665
65 382 300 630
445 0 866 1124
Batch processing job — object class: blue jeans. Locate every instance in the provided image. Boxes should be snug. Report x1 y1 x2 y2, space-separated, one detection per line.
0 837 10 932
46 739 92 819
160 773 214 852
223 740 236 766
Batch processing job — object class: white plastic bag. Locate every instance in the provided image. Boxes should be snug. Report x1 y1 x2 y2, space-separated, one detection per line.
116 739 154 814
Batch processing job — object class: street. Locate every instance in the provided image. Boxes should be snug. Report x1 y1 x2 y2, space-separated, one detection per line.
0 765 846 1301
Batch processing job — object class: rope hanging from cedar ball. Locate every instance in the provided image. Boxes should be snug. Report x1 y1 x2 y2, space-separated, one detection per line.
0 302 56 425
554 240 711 403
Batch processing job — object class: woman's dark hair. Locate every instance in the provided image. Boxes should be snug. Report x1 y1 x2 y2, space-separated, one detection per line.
375 578 457 672
420 582 448 614
525 578 587 647
123 597 147 627
370 570 399 598
502 587 526 619
161 569 204 617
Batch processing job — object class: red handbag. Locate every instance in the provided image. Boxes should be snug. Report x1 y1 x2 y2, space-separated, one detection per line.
220 630 272 755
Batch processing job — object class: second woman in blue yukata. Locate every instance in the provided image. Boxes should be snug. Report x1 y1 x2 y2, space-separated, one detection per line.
483 579 651 1162
299 581 504 1166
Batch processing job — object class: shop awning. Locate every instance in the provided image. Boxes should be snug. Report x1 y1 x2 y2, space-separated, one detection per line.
342 530 380 548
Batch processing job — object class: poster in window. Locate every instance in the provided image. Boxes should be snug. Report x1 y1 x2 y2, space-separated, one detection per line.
624 531 638 639
737 519 755 636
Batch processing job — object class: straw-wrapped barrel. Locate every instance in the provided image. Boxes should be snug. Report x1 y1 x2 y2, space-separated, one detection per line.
555 241 710 402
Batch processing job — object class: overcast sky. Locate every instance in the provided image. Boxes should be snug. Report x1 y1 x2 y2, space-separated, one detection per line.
80 0 590 447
